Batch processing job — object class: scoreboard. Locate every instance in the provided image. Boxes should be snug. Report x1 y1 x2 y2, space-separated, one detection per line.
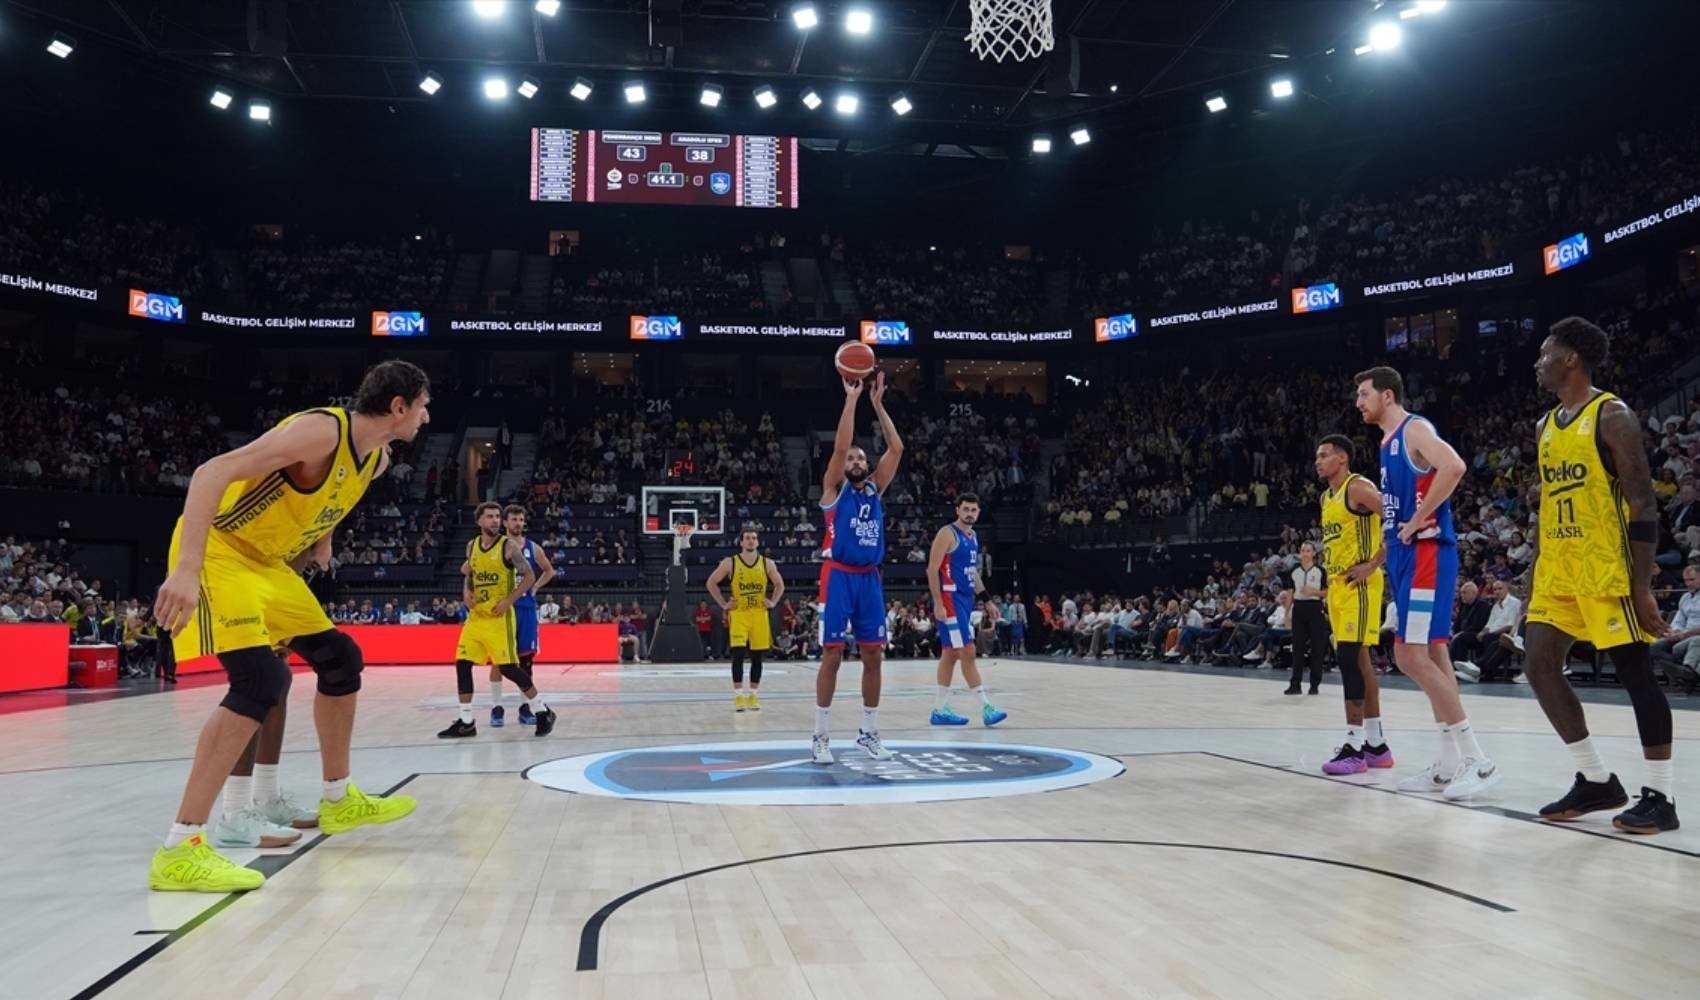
530 128 799 209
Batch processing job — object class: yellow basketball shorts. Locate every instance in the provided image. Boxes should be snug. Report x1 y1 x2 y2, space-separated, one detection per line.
1327 575 1385 646
1527 593 1646 649
170 526 333 664
727 607 773 652
457 613 519 666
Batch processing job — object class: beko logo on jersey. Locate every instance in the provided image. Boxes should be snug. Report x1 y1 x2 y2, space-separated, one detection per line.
1291 283 1343 314
474 570 503 587
1321 522 1344 542
129 289 186 324
372 311 427 336
1543 233 1591 275
1541 461 1589 484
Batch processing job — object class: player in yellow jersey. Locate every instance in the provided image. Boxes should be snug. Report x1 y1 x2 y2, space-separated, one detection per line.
1525 317 1676 833
706 527 786 712
1313 435 1394 775
149 361 430 892
438 502 555 739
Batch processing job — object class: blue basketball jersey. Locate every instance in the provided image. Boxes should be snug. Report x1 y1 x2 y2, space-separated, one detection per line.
1378 414 1457 553
512 537 542 609
822 480 884 566
941 524 979 599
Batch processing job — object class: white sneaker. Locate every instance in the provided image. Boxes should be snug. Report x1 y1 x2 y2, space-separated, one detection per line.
811 734 834 765
255 794 319 830
1512 672 1530 685
1396 762 1452 794
856 729 894 760
1442 756 1503 800
213 807 303 848
1242 650 1263 661
1454 660 1480 683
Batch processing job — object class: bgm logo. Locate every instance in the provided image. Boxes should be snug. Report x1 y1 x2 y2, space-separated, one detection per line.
525 739 1123 805
1544 233 1591 275
630 314 683 341
1291 282 1343 314
128 289 185 324
1094 313 1137 342
859 320 911 346
372 310 427 336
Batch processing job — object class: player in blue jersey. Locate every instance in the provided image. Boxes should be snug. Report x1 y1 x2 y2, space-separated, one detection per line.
812 370 904 764
1356 366 1501 800
926 493 1007 727
490 505 556 727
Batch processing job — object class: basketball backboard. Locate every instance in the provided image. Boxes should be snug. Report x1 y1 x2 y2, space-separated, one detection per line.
641 485 726 536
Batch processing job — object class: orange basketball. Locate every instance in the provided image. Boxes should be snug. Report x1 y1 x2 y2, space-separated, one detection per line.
835 340 877 381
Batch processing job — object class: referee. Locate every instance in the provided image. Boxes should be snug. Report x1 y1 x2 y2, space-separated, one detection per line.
1287 541 1328 695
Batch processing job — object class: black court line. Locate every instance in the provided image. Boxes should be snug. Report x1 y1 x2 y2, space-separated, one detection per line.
1200 750 1700 861
73 774 419 1000
573 836 1514 971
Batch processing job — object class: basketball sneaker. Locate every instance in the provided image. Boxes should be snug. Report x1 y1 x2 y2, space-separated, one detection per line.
213 808 302 849
747 692 761 712
518 704 536 725
1539 772 1629 821
149 832 264 893
735 692 748 712
811 734 834 765
319 783 417 835
1362 744 1395 769
1441 756 1502 800
1322 745 1367 776
856 729 893 760
1397 762 1452 793
256 794 319 830
534 707 557 737
982 704 1008 727
1613 788 1680 835
930 708 970 726
437 719 477 739
490 705 506 728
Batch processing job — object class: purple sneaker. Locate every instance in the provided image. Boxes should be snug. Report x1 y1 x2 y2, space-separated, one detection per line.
1362 743 1395 769
1322 744 1368 775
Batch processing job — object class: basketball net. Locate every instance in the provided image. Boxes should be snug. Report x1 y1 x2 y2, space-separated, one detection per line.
671 523 694 567
965 0 1054 63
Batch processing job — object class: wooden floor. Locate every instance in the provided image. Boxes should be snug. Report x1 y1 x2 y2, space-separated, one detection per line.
5 656 1698 999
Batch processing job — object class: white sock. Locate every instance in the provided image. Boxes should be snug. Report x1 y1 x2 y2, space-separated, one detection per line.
814 706 830 738
223 776 252 820
1645 757 1673 798
734 684 745 693
973 686 992 707
1365 718 1384 746
1344 726 1363 749
488 680 503 706
322 777 348 803
252 763 279 804
533 697 548 713
1566 736 1609 783
458 703 474 724
164 822 202 849
862 705 878 734
934 686 951 710
1453 718 1486 760
1438 723 1462 773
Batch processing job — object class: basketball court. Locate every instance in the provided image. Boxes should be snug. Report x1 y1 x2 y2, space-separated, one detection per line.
8 657 1696 999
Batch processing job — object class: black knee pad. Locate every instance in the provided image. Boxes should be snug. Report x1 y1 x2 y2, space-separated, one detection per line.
219 645 292 722
455 659 475 695
499 662 535 690
290 629 365 697
1338 643 1366 701
1609 644 1673 747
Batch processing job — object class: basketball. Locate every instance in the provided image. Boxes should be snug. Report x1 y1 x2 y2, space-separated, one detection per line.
835 341 877 382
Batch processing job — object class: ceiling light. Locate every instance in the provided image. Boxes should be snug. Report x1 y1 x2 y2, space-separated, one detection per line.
418 71 443 95
1369 22 1402 51
517 76 541 99
624 81 647 103
754 85 778 108
570 76 593 100
845 8 873 34
1069 126 1090 145
1109 83 1119 93
834 92 859 115
1399 6 1422 18
1353 43 1373 56
472 1 505 18
700 83 723 107
1031 133 1052 154
1204 91 1227 113
535 0 561 14
210 88 235 110
890 92 912 115
801 88 822 110
248 99 272 121
1270 78 1293 98
46 33 76 58
792 3 819 29
484 77 510 100
1416 0 1447 11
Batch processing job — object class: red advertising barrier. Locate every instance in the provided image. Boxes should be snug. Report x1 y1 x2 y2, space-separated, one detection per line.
0 624 72 693
69 644 119 689
273 624 619 668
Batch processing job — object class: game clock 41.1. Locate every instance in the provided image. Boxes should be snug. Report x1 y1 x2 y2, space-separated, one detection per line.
530 128 799 209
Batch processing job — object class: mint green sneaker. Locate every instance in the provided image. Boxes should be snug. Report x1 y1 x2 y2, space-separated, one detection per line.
213 808 303 849
982 704 1008 727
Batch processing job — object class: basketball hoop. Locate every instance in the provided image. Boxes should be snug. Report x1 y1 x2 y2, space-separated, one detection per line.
966 0 1054 63
671 522 694 567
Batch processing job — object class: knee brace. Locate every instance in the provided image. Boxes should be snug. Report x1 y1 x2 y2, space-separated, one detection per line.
1338 642 1366 701
219 645 292 722
290 629 365 697
499 662 535 691
1609 644 1673 747
455 659 475 695
749 650 764 686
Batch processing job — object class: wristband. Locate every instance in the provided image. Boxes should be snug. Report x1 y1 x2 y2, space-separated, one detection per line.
1626 520 1657 543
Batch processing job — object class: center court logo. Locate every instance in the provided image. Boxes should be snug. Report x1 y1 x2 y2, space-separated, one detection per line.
630 314 683 340
128 289 185 324
524 739 1123 805
1291 283 1343 314
859 320 911 346
1094 313 1137 342
1543 232 1591 275
372 310 427 336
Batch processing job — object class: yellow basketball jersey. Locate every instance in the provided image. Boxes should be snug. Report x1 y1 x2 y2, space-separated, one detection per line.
1535 391 1631 597
1320 473 1380 578
467 535 516 618
209 407 378 563
731 554 769 610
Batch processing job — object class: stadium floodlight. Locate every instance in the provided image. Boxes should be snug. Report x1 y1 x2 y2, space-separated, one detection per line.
1399 6 1422 18
889 92 912 116
801 88 822 110
1353 43 1373 56
483 77 510 100
210 88 235 110
834 92 859 115
570 76 594 100
1270 78 1294 99
1369 22 1402 51
1069 126 1090 146
1417 0 1447 11
754 85 778 108
792 3 819 29
624 81 647 103
46 33 76 58
1109 83 1119 93
700 83 724 107
472 1 505 18
845 8 873 35
535 0 561 15
418 71 443 95
248 99 272 121
1031 133 1052 154
1204 91 1227 113
517 76 541 99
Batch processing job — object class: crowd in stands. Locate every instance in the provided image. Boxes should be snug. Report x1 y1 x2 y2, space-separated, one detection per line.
0 177 209 298
849 242 1048 326
0 536 169 677
549 238 768 317
242 233 449 313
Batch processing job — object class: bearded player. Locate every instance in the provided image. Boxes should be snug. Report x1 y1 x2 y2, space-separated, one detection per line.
487 504 555 728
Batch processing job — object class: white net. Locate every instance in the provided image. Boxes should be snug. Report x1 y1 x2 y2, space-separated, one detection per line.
965 0 1055 63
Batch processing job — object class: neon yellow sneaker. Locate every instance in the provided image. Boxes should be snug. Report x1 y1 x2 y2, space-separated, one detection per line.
735 692 748 712
149 831 265 893
747 692 761 712
319 782 418 835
